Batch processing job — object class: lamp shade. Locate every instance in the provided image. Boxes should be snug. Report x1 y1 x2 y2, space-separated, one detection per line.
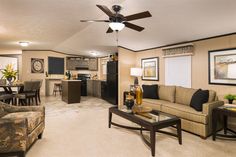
109 22 125 31
130 68 143 77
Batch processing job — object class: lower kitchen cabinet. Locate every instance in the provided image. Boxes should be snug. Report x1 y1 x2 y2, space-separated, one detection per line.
87 80 101 98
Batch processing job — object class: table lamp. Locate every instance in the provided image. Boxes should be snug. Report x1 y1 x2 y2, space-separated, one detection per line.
130 68 143 85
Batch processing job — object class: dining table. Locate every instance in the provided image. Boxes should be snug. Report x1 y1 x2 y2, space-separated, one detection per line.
0 83 24 105
0 83 24 94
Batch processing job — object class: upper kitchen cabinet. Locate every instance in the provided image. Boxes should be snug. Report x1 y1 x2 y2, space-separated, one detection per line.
88 58 98 71
66 57 98 71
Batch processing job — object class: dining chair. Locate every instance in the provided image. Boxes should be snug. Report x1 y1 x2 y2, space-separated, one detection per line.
31 79 43 104
0 91 14 104
0 79 13 104
16 81 40 106
0 79 6 85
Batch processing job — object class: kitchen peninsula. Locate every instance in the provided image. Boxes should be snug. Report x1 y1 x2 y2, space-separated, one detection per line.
62 80 81 104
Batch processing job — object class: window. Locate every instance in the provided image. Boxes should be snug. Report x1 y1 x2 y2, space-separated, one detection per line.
165 56 191 88
0 56 18 78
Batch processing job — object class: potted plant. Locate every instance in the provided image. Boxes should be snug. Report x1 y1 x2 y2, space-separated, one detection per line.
224 94 236 104
1 64 17 85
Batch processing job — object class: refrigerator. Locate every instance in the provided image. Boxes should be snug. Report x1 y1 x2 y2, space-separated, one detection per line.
105 61 118 105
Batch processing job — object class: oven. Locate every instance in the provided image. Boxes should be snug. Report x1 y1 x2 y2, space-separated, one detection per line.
77 74 91 96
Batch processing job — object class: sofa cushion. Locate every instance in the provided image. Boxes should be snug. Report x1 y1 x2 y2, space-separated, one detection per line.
142 84 159 99
175 86 197 106
161 102 208 124
142 98 170 111
208 90 216 102
1 112 43 134
190 89 209 111
158 85 176 103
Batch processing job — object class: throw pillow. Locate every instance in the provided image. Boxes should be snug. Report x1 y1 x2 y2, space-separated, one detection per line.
142 84 159 99
190 89 209 111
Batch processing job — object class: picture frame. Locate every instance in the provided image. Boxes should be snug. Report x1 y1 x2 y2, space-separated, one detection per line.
141 57 159 81
208 48 236 86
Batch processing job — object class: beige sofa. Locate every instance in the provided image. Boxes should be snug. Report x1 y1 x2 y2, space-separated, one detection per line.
142 85 224 138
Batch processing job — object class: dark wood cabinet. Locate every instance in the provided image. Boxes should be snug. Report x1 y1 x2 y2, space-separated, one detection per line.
66 57 98 71
87 80 101 98
62 80 81 104
88 58 98 71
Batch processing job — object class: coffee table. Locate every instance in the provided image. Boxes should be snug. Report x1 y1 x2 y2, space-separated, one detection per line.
108 106 182 157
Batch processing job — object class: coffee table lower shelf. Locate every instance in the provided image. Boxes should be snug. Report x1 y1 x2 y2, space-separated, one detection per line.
108 107 182 157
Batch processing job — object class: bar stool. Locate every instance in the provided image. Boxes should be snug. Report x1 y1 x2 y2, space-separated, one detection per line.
53 83 62 96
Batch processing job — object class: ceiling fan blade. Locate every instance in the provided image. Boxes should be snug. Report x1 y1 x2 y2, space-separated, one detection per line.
124 22 144 32
96 5 113 17
106 27 113 33
80 20 109 22
125 11 152 21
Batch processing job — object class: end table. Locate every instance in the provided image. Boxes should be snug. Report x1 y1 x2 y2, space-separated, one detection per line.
212 106 236 141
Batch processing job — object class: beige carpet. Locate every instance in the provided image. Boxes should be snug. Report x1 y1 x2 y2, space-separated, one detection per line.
27 96 236 157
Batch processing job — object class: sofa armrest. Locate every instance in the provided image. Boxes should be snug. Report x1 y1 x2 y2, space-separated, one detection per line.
0 118 27 153
202 101 224 115
4 106 45 116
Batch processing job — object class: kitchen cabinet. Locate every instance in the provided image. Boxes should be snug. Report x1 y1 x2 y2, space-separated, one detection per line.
66 57 98 71
62 80 81 104
88 58 98 71
87 80 101 98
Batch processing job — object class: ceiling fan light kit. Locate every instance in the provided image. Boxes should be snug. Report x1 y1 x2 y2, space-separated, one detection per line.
81 4 152 33
109 22 125 31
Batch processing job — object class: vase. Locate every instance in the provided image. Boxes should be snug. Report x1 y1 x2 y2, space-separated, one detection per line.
228 99 233 104
135 86 143 106
125 97 134 109
7 77 13 85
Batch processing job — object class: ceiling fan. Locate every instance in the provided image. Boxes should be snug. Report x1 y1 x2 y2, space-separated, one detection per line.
81 5 152 33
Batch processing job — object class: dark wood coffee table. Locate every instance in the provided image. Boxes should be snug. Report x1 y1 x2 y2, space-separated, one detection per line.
108 106 182 157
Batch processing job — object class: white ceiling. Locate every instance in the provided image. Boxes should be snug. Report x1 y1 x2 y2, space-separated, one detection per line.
0 0 236 56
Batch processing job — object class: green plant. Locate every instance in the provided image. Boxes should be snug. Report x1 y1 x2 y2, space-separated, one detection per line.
1 64 17 80
224 94 236 101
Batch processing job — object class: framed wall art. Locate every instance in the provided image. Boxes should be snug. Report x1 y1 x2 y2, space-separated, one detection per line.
209 48 236 85
31 58 44 73
141 57 159 81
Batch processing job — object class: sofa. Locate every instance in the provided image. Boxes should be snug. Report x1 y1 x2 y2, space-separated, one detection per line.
142 85 224 138
0 102 45 157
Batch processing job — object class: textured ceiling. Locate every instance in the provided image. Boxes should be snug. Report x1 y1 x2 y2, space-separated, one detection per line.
0 0 236 56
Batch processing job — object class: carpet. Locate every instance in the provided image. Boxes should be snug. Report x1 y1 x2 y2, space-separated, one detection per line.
26 96 236 157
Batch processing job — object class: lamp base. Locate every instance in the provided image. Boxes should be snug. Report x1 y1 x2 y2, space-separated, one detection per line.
134 77 139 86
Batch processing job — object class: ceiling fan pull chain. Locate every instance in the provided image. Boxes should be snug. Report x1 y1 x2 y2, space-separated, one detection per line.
116 30 119 47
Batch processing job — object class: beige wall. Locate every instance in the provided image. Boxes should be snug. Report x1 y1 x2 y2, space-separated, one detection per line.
22 51 66 96
118 48 136 106
118 34 236 106
22 50 100 96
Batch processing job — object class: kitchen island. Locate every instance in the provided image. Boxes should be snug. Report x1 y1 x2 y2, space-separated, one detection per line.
62 80 81 104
